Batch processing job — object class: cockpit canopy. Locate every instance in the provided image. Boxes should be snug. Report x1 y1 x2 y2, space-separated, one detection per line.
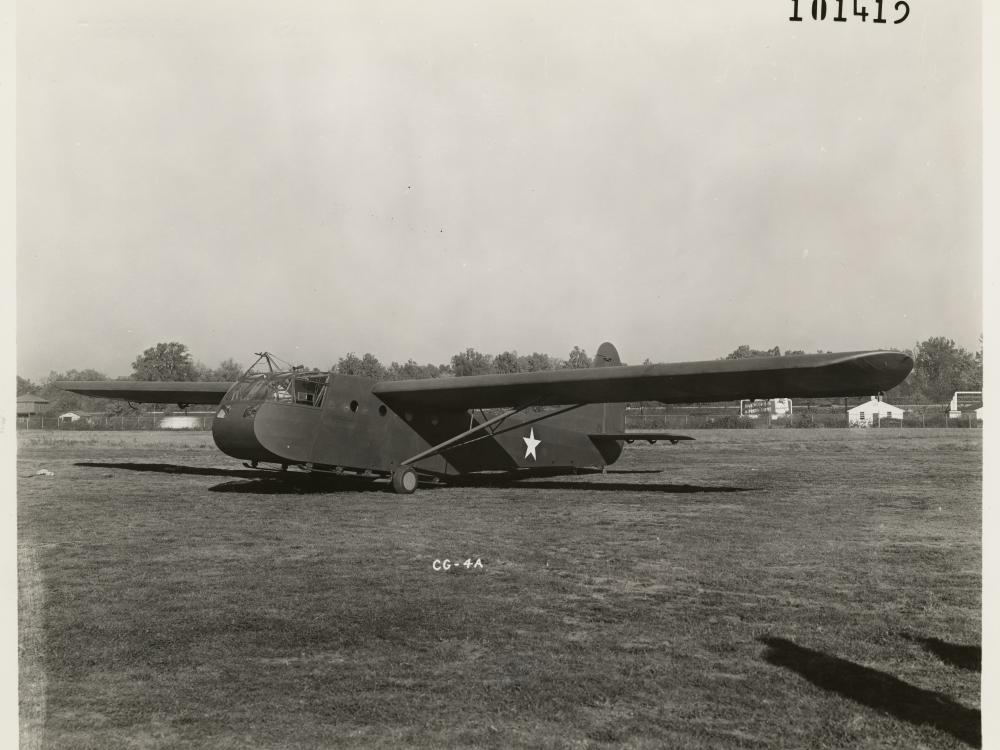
221 352 330 408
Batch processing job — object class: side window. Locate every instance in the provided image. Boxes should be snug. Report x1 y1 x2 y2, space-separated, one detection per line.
293 374 330 407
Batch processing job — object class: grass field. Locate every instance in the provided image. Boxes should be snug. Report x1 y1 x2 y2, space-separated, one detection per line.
18 429 981 748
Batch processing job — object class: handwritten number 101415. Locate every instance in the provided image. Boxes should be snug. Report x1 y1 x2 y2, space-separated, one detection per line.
790 0 910 23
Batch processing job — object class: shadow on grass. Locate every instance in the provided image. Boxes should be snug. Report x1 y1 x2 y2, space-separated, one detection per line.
759 636 981 747
901 633 981 672
76 461 264 479
72 461 382 493
76 461 748 495
207 477 748 495
210 477 387 494
455 479 749 493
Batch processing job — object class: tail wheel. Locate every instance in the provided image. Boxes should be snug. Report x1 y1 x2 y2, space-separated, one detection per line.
391 466 419 494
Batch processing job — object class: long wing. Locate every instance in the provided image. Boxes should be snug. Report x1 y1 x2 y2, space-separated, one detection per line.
54 381 234 405
372 351 912 411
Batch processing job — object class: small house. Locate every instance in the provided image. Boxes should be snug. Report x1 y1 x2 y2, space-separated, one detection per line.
848 396 904 427
17 393 50 417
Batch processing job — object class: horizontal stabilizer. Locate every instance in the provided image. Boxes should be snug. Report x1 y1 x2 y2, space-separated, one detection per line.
54 381 234 405
590 432 694 445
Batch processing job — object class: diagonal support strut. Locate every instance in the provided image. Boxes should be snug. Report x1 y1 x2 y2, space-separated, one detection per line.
400 406 525 467
399 399 587 468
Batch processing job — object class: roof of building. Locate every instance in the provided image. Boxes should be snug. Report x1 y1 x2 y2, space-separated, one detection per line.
17 393 50 404
847 398 904 414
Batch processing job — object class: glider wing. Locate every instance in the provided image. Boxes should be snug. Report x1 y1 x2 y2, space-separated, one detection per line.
54 381 234 405
372 351 912 411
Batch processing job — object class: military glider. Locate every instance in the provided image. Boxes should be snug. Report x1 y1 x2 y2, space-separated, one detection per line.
59 343 912 493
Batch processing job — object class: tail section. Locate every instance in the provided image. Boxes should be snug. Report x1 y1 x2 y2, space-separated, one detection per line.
591 342 625 433
593 342 621 368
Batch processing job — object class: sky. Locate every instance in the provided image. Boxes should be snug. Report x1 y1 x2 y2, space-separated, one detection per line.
16 0 982 381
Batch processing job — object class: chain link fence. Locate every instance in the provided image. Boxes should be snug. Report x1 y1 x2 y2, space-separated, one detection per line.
16 413 215 431
624 405 982 429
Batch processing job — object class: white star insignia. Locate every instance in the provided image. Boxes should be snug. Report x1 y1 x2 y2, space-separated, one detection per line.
523 428 541 460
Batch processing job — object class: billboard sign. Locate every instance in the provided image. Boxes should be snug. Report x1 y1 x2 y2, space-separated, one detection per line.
740 398 792 420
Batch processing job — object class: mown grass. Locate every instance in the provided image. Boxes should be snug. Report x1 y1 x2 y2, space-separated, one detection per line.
18 429 981 748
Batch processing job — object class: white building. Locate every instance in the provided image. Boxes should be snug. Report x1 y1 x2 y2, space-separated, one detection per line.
57 411 82 424
848 397 904 427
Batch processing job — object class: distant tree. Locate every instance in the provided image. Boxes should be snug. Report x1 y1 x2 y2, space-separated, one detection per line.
725 345 783 359
132 342 198 381
493 350 520 375
451 348 493 377
386 359 443 381
360 354 388 381
884 349 917 403
335 353 362 375
910 337 980 403
975 334 983 389
39 369 114 414
337 352 388 381
517 352 555 372
566 346 592 369
44 368 110 383
194 358 245 381
17 376 37 396
211 358 244 381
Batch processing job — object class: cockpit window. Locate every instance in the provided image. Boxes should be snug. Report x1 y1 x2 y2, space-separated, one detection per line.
223 379 257 402
270 376 293 403
294 373 329 407
223 368 329 407
244 379 271 401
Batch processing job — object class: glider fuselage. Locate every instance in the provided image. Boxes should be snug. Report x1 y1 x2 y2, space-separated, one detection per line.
211 371 626 477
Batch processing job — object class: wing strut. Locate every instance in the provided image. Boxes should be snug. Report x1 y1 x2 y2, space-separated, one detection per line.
400 402 581 467
400 406 524 467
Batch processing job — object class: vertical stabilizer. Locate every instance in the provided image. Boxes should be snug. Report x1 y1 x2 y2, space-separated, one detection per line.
591 342 625 434
593 342 621 368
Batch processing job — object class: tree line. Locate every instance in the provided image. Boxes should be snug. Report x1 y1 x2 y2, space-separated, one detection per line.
17 336 982 414
719 339 982 404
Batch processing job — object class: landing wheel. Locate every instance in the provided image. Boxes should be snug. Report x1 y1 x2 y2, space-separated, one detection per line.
391 466 419 494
